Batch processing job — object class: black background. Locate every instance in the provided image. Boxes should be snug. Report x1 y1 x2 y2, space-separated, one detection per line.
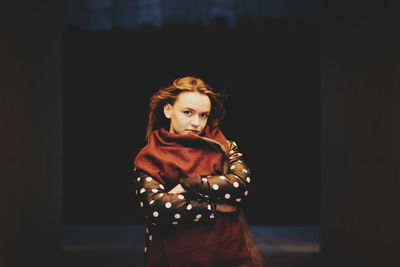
63 17 320 225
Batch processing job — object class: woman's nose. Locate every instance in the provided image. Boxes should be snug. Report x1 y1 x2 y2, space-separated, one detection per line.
191 115 200 126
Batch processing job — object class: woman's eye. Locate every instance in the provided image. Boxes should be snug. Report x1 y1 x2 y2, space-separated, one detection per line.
200 114 209 119
183 110 192 116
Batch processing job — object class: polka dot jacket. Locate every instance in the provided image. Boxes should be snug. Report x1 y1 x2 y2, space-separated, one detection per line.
133 140 251 228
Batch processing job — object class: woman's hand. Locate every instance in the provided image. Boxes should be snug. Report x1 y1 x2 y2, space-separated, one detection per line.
216 204 237 213
168 183 187 194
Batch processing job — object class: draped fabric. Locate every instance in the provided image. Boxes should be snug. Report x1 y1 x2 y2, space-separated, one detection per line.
134 127 257 267
134 126 229 188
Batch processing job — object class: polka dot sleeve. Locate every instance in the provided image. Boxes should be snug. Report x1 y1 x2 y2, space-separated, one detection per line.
133 169 216 227
179 141 251 205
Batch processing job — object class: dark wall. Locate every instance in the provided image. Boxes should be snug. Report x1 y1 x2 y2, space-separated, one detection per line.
63 18 321 225
0 1 63 266
320 0 400 266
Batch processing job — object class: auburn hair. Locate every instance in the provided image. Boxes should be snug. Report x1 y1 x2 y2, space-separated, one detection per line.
145 76 226 142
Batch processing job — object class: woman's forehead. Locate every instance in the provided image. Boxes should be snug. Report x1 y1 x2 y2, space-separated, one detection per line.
175 92 211 111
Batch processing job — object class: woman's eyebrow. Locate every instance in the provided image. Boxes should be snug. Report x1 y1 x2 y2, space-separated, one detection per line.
182 107 210 114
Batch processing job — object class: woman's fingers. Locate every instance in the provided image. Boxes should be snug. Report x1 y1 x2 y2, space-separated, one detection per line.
216 204 237 213
168 183 187 194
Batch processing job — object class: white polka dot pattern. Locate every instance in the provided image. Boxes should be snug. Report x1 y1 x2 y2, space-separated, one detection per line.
174 140 251 211
133 139 250 227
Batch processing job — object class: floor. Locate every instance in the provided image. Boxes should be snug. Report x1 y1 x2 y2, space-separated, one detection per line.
62 224 321 267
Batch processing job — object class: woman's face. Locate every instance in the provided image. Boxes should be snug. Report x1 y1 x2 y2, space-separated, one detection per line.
164 91 211 135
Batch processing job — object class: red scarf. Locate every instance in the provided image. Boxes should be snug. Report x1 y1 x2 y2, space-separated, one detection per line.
133 126 256 267
134 126 229 188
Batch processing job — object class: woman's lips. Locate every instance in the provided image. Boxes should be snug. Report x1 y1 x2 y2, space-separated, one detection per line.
186 129 199 135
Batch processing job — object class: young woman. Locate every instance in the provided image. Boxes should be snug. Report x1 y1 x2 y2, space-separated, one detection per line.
133 76 264 266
